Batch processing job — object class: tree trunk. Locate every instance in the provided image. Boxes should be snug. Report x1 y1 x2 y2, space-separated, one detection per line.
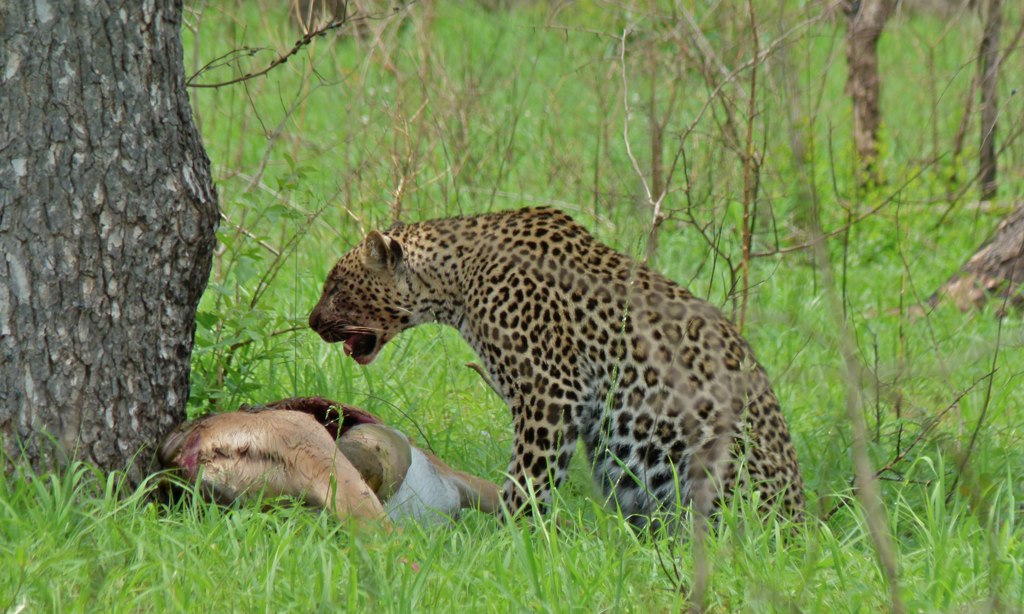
0 1 219 485
930 204 1024 314
978 0 1002 201
843 0 895 183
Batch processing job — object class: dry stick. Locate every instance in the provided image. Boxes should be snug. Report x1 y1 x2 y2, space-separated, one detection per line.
877 379 983 480
646 12 831 218
212 200 334 396
893 201 959 400
943 15 1024 222
542 12 823 215
648 52 663 205
738 0 761 334
675 3 747 155
183 3 206 123
220 211 281 257
806 199 904 614
388 97 431 224
222 326 307 359
186 4 415 89
645 49 685 262
680 149 736 296
1000 16 1024 82
951 55 980 171
676 4 741 99
666 5 838 291
905 3 972 166
676 8 833 148
618 27 667 266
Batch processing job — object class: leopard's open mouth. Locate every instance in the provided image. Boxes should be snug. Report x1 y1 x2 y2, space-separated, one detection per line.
340 329 380 365
310 318 385 365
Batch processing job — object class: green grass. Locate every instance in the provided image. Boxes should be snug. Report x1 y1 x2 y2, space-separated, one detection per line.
1 460 1019 611
4 0 1024 610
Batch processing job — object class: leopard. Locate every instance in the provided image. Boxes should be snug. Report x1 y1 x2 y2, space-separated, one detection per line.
309 207 804 523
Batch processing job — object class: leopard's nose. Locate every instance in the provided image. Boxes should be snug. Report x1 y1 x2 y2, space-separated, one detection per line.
308 308 322 332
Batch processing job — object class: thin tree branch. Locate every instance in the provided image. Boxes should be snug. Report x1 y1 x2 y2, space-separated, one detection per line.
738 0 761 332
187 4 415 89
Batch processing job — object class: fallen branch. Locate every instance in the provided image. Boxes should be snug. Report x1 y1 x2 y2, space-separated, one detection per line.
926 203 1024 314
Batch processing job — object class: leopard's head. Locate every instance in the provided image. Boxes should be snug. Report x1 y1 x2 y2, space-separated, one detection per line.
309 231 417 365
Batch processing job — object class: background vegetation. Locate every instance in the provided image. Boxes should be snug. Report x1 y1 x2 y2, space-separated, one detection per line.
3 0 1024 610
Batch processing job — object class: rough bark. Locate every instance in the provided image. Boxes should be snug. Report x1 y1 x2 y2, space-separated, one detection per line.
843 0 895 182
978 0 1002 200
0 0 219 484
930 204 1024 314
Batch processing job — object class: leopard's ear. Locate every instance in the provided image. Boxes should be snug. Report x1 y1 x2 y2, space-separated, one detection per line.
364 231 404 272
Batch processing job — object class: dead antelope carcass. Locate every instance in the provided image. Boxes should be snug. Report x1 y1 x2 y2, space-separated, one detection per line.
160 397 499 525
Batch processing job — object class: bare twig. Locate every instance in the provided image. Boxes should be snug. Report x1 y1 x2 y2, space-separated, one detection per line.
675 6 834 147
243 70 320 194
187 4 415 89
223 325 307 357
823 375 989 521
213 325 307 397
750 161 934 258
738 0 761 333
249 197 334 310
618 26 667 262
679 147 735 299
675 3 743 101
219 211 281 257
387 96 431 225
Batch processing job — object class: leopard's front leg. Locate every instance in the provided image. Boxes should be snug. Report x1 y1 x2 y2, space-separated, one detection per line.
500 395 579 515
470 322 583 515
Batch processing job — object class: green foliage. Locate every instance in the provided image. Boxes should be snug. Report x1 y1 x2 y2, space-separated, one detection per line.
6 0 1024 609
1 459 1020 611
